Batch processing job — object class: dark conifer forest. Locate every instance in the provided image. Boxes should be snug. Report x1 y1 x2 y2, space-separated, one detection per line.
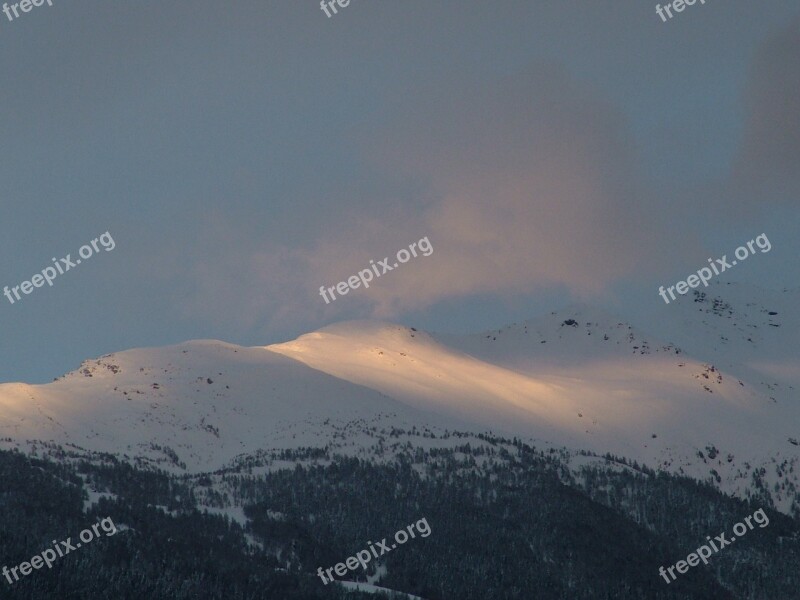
1 434 797 599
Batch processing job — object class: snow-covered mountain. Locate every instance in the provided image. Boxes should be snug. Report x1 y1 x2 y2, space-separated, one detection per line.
0 340 450 472
1 281 797 512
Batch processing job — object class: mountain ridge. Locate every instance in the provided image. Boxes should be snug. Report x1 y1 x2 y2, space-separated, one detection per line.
1 282 798 514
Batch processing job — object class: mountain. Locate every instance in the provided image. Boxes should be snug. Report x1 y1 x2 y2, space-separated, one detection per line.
1 282 799 599
0 340 448 473
268 284 800 514
1 282 798 514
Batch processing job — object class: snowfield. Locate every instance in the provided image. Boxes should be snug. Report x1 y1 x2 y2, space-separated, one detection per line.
1 281 798 512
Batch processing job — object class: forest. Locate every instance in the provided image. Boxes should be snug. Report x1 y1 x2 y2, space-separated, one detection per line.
0 432 797 599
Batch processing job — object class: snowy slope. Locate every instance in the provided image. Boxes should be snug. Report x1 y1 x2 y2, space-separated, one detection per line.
267 316 796 460
641 281 799 403
267 295 800 511
0 283 797 511
0 340 447 472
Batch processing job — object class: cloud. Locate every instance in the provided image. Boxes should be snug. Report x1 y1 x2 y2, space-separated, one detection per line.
158 65 673 331
346 64 663 314
143 15 800 341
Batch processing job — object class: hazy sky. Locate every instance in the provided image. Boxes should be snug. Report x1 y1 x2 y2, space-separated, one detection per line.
1 0 798 383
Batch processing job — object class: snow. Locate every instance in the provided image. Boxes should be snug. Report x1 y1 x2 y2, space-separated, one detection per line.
0 340 438 473
267 290 800 511
0 282 797 512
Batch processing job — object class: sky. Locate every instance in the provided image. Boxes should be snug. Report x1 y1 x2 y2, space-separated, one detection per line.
0 0 798 383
